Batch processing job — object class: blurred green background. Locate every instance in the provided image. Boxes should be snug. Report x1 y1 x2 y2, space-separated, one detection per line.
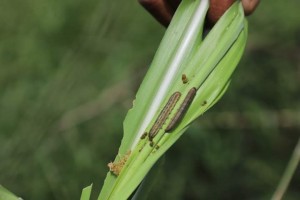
0 0 299 199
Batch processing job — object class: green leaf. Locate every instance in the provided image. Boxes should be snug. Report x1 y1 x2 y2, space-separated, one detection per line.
0 185 21 200
80 184 93 200
98 1 209 199
123 0 208 155
97 1 248 199
130 157 165 200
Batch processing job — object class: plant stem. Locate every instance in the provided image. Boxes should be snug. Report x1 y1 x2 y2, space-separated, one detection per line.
271 137 300 200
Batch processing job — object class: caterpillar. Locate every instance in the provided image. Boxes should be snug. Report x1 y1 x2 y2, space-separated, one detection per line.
165 87 197 132
149 92 181 141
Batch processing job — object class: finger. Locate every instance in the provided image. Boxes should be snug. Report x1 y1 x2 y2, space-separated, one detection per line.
139 0 260 28
207 0 259 24
165 0 181 13
242 0 260 16
138 0 174 27
207 0 236 24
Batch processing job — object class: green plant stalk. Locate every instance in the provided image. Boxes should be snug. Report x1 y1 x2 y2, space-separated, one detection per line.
271 137 300 200
95 1 248 199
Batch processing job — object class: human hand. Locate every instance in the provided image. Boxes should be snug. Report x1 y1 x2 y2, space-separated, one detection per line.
138 0 260 27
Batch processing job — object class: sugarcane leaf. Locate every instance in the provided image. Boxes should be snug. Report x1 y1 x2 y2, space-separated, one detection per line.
98 1 208 199
97 1 248 200
80 184 93 200
0 185 21 200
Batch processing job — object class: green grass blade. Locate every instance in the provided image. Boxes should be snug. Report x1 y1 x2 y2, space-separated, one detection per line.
97 1 248 199
130 157 165 200
122 0 208 155
271 137 300 200
0 185 21 200
98 1 208 199
185 20 248 124
80 184 93 200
